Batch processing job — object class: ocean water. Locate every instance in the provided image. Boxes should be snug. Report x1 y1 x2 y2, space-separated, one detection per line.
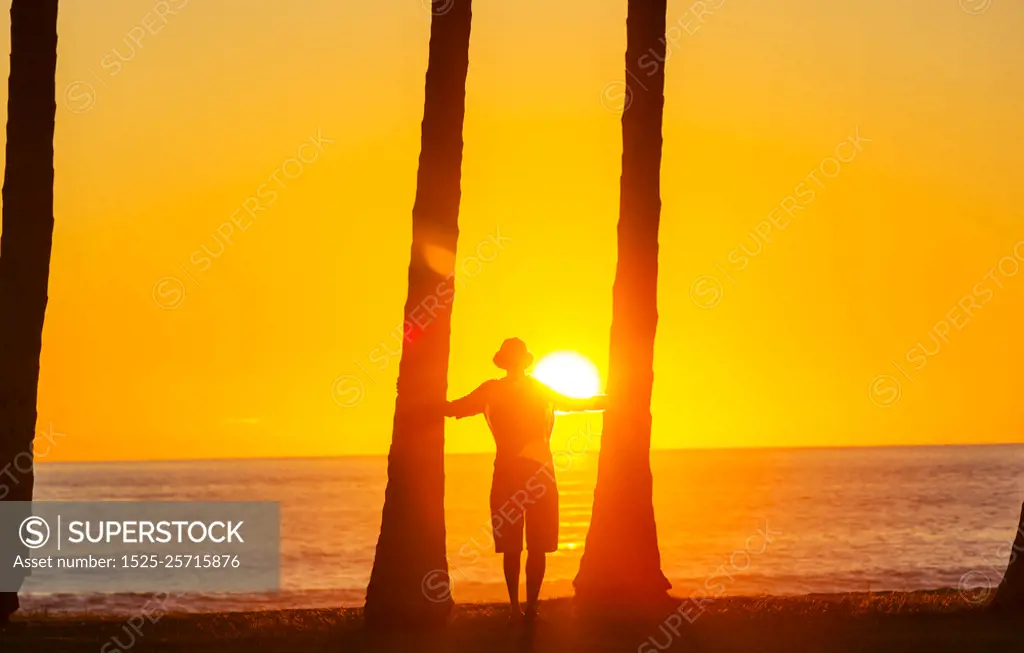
21 444 1024 615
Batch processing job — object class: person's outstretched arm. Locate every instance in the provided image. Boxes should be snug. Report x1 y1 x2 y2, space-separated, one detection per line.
445 381 491 419
535 379 607 413
555 393 607 413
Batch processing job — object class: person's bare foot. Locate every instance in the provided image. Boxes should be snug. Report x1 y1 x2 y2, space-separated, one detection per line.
523 604 544 627
507 605 523 628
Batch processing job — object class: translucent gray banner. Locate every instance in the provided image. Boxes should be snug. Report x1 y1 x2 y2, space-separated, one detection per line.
0 502 279 593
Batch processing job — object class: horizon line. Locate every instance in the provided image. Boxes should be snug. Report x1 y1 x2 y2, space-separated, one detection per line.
36 440 1024 467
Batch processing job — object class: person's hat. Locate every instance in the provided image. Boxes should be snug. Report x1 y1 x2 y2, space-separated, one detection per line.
493 338 534 371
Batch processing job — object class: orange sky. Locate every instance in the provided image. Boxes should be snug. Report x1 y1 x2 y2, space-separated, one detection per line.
0 0 1022 462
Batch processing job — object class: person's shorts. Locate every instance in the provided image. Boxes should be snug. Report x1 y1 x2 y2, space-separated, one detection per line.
489 457 559 553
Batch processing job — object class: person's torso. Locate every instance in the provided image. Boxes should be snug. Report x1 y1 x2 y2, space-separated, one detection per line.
483 376 555 465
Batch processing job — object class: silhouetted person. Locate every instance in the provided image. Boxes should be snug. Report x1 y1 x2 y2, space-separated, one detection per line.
445 338 605 625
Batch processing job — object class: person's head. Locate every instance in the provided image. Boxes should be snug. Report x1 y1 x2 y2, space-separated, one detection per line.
493 338 534 375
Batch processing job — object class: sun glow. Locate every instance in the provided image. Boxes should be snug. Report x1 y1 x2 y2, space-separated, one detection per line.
532 352 601 399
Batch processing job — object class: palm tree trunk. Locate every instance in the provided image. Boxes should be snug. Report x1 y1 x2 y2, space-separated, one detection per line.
574 0 671 610
363 0 472 629
0 0 59 621
991 502 1024 610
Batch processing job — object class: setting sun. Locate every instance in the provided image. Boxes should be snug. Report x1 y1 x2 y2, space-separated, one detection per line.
532 352 601 399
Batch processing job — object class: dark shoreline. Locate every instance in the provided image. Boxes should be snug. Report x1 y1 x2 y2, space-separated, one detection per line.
3 590 1023 652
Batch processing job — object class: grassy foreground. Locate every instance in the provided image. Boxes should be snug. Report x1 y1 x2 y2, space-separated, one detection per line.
2 591 1023 652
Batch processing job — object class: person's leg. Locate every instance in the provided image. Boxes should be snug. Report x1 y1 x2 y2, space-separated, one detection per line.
503 552 522 613
524 551 546 618
492 466 526 621
523 463 558 622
